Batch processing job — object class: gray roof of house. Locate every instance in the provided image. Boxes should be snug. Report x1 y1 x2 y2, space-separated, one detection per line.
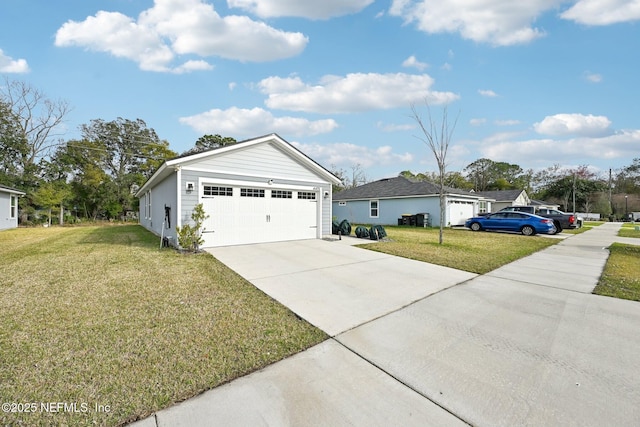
333 176 480 201
474 189 525 202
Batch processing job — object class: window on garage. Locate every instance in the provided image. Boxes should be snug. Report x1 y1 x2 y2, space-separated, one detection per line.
271 190 292 199
203 186 233 197
479 200 488 213
240 188 265 197
297 191 316 200
370 200 379 218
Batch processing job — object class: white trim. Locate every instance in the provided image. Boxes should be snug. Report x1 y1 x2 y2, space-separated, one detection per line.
176 167 182 229
198 176 317 192
183 166 330 186
369 199 379 218
10 195 17 219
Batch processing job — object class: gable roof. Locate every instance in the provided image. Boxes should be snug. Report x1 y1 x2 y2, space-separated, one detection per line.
0 184 25 195
136 133 341 196
474 189 527 203
333 176 483 201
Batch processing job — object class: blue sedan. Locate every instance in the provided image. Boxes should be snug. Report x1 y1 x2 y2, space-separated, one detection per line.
465 212 555 236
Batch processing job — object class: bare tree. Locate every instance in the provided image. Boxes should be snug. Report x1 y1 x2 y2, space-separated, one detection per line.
411 102 459 244
0 77 71 175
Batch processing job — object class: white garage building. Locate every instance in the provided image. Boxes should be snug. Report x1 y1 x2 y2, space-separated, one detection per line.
137 134 341 248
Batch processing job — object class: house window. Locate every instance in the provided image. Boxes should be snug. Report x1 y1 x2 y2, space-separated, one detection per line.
203 186 232 197
298 192 316 200
370 200 379 218
271 190 292 199
10 195 17 219
240 188 265 197
478 201 488 213
146 191 152 220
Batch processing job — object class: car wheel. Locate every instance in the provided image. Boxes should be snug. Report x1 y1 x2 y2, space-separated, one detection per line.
553 221 562 235
470 222 482 231
521 225 535 236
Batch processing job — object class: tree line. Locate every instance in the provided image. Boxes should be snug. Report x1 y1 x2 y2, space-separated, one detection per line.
0 77 236 225
396 157 640 218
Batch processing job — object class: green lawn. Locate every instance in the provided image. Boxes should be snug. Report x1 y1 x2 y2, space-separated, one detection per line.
619 222 640 238
594 243 640 301
0 225 326 427
359 226 559 274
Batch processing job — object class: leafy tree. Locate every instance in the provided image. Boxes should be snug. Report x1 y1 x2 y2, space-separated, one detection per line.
615 158 640 194
463 158 527 191
538 166 604 212
411 102 458 244
182 134 237 155
464 158 494 191
0 100 28 187
31 181 72 226
77 118 175 217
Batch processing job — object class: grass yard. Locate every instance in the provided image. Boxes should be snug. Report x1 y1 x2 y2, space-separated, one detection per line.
359 226 559 274
619 222 640 238
594 243 640 301
0 225 326 426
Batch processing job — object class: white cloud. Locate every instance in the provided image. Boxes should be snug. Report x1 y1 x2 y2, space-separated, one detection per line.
478 89 498 97
495 119 521 126
228 82 237 91
376 121 415 132
0 49 29 73
481 130 640 166
54 0 307 72
470 118 486 126
179 107 338 137
389 0 561 46
228 0 374 19
534 113 612 137
402 55 429 71
583 71 603 83
291 141 414 169
561 0 640 25
259 73 459 113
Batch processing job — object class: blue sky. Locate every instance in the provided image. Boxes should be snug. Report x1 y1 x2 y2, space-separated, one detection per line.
1 0 639 181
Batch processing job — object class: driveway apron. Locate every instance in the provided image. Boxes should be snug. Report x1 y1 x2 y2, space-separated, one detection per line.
207 238 477 336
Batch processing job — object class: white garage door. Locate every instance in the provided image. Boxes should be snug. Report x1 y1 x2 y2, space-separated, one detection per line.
200 185 318 247
448 201 475 226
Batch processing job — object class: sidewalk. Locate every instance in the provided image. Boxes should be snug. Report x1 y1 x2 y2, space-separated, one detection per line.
131 223 640 427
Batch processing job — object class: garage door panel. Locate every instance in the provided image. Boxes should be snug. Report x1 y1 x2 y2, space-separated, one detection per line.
200 185 318 247
448 202 474 226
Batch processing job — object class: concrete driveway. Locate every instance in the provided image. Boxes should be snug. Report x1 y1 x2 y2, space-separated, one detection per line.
134 224 640 427
207 238 477 336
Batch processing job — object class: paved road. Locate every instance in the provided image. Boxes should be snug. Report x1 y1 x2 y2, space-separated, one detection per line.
132 224 640 426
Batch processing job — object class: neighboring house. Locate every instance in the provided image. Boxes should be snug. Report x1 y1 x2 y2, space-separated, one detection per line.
332 176 490 227
0 185 25 231
136 134 341 248
530 199 560 210
473 189 530 212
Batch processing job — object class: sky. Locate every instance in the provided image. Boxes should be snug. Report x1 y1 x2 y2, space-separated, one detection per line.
1 0 639 181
